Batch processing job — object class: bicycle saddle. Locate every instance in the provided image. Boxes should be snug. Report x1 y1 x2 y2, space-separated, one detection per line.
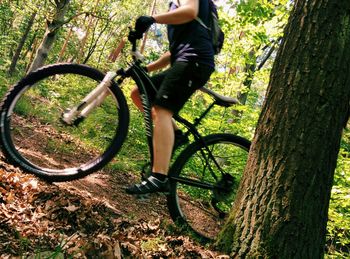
200 87 240 107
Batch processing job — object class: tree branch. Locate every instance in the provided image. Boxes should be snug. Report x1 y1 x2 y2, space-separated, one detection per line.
63 12 111 25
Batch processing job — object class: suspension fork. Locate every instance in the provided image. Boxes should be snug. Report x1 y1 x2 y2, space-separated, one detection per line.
61 71 117 125
61 66 131 126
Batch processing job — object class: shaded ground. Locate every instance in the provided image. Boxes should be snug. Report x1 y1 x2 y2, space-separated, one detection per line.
0 154 229 258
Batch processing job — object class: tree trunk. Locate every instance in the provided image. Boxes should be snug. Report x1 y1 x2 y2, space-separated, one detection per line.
25 37 39 72
27 0 71 73
237 50 256 105
77 15 95 63
82 19 110 64
8 12 36 75
140 0 157 54
56 27 73 63
108 38 126 62
77 0 100 63
216 0 350 258
237 43 277 105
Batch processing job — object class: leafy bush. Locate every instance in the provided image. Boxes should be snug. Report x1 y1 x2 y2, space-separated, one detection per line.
326 130 350 257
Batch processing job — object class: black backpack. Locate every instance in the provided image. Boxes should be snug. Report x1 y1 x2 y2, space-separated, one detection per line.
177 0 225 54
195 0 225 54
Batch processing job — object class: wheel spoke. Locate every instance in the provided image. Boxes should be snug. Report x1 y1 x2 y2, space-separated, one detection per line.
168 134 250 240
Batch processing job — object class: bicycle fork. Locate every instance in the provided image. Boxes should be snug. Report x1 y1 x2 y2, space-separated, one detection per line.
61 72 117 126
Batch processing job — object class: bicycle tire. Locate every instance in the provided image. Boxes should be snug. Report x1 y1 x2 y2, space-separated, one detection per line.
167 133 251 240
0 63 129 181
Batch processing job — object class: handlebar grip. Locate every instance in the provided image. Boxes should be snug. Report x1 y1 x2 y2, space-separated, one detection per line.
131 40 137 52
127 27 145 61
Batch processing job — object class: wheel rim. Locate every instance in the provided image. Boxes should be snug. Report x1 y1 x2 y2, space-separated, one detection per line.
3 67 125 176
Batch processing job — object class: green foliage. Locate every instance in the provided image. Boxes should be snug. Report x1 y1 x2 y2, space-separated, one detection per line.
237 0 275 25
326 130 350 257
0 0 348 257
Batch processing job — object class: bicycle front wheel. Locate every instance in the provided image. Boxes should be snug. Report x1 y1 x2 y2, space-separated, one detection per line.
167 133 250 240
0 63 129 181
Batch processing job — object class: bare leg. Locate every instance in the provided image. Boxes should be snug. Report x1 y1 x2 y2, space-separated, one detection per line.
130 87 143 111
152 105 174 175
125 104 174 194
131 87 179 129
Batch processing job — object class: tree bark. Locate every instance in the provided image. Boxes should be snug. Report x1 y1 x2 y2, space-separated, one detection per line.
8 12 37 75
27 0 71 73
216 0 350 258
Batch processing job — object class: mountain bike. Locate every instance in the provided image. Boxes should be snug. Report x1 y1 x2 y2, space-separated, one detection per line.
0 36 250 240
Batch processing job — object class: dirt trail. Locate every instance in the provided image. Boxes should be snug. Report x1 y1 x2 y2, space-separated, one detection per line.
0 153 228 258
0 114 230 257
57 168 170 221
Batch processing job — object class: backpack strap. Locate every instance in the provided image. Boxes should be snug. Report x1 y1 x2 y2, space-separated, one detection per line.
195 17 210 30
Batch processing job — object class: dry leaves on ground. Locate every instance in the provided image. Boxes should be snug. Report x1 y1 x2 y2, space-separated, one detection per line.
0 160 229 258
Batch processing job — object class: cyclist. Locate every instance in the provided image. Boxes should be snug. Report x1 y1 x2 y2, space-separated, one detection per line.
126 0 215 194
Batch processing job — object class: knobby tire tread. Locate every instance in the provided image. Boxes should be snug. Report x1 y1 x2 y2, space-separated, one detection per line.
0 63 129 182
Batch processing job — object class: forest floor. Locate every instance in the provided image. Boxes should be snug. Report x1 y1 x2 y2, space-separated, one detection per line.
0 152 229 258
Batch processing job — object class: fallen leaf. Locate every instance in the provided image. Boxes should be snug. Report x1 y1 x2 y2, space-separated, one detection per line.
65 204 79 212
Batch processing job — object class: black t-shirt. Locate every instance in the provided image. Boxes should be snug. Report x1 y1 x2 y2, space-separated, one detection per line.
167 0 215 68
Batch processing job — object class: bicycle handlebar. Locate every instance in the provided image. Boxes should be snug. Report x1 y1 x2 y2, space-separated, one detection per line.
128 28 145 62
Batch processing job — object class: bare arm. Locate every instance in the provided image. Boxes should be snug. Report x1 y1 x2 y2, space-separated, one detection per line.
153 0 199 25
146 51 171 72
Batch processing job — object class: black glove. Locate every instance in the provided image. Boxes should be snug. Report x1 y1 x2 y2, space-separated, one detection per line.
135 15 155 35
128 30 143 41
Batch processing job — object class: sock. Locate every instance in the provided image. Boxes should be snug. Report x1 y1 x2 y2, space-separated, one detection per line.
152 172 167 181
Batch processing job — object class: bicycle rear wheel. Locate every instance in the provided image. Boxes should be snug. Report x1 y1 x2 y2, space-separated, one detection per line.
167 133 250 240
0 63 129 181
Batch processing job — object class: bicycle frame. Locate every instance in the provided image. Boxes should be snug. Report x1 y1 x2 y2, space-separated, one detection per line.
123 62 156 166
61 40 228 185
125 62 228 182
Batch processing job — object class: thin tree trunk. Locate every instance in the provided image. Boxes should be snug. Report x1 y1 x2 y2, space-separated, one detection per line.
57 27 73 63
140 0 157 54
108 38 126 62
237 43 276 105
216 0 350 258
22 30 38 61
82 19 109 64
8 12 37 75
27 0 71 73
26 38 39 72
237 50 256 105
77 0 100 63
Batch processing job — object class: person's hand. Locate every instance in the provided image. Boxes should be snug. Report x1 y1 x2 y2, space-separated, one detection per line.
135 16 155 34
128 30 143 42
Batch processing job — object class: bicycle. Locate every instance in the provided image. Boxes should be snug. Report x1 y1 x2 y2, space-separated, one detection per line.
0 35 250 240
